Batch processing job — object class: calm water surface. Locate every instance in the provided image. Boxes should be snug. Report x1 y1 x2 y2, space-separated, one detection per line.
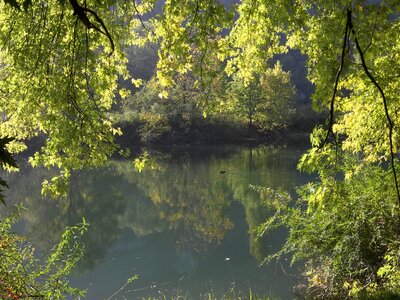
5 145 310 299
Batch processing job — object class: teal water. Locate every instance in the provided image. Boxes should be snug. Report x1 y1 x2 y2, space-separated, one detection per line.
3 145 309 299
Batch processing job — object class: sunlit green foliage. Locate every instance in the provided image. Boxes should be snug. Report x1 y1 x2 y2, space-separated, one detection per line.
117 76 204 143
0 0 399 297
0 137 17 206
226 62 296 130
0 212 87 299
210 1 400 297
256 154 400 297
117 62 295 144
227 74 265 127
0 0 294 194
0 0 397 189
0 0 140 196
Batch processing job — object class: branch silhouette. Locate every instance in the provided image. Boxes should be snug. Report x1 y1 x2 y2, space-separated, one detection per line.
69 0 114 54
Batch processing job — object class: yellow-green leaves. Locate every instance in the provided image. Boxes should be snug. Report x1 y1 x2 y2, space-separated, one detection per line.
0 0 142 195
226 61 296 130
0 0 398 200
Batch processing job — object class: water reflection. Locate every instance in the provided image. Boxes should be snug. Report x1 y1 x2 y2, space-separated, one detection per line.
3 145 306 299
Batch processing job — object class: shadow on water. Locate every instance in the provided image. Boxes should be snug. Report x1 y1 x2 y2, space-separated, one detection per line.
2 144 310 299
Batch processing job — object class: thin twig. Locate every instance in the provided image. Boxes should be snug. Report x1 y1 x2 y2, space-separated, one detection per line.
105 280 132 300
362 21 376 55
320 10 350 149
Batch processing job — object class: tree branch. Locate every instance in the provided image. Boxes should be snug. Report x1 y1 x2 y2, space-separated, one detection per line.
320 9 350 149
68 0 114 54
348 9 400 205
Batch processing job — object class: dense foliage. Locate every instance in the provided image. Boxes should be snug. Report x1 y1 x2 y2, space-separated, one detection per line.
257 151 400 297
0 0 399 298
116 61 296 144
0 0 139 196
0 213 87 299
0 0 301 191
227 62 296 130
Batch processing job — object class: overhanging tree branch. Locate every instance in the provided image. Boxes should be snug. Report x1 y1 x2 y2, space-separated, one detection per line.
320 9 350 149
68 0 114 54
348 9 400 205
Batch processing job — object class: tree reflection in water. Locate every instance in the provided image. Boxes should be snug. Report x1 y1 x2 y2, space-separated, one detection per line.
2 145 304 286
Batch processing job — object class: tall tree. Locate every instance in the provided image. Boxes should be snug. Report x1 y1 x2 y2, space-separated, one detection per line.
226 62 296 129
227 74 264 127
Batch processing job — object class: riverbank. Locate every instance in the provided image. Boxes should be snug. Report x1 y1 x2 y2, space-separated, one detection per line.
114 104 323 150
116 121 318 151
18 108 322 165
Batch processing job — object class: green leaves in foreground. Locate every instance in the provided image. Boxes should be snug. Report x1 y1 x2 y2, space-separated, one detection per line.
255 157 400 298
0 137 18 205
0 214 88 299
0 137 17 169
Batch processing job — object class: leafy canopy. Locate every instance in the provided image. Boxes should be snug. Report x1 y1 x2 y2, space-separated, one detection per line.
0 0 399 296
0 0 397 196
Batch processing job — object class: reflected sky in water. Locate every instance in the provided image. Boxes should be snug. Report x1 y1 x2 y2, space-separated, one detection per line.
3 145 310 299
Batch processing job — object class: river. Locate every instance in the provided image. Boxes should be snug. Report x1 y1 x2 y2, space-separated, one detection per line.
3 144 310 299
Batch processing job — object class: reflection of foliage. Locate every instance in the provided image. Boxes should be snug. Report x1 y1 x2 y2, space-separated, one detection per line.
0 166 64 251
117 190 166 236
129 145 300 256
224 146 300 262
133 156 234 252
67 168 131 270
0 213 87 299
4 146 302 269
3 165 134 272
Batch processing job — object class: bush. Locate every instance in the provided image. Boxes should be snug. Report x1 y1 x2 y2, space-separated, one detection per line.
256 154 400 298
0 212 88 299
